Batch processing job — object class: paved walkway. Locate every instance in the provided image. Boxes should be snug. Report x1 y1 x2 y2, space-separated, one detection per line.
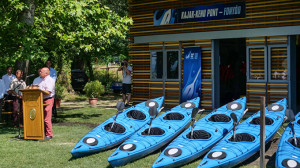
59 98 123 109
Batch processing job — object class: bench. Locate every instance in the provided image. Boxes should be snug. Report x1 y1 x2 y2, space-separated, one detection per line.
0 100 13 123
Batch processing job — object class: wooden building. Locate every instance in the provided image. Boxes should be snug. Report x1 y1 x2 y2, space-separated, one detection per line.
129 0 300 112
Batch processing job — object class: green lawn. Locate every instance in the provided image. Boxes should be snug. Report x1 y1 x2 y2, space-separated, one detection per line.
0 106 283 168
0 106 201 168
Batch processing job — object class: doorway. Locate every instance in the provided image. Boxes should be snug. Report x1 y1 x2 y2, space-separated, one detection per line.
219 38 246 106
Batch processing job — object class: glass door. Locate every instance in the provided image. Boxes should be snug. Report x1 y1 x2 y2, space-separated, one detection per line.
150 50 180 99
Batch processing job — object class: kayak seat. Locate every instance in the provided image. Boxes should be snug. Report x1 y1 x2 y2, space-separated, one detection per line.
229 133 255 142
288 137 300 148
249 117 274 125
208 114 231 122
104 123 126 133
141 127 165 135
127 110 146 120
163 113 185 120
186 130 211 139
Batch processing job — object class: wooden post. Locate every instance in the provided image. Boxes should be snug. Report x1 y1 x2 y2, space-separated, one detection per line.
260 96 266 168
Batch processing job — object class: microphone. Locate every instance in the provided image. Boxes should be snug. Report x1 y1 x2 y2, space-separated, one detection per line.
26 74 35 78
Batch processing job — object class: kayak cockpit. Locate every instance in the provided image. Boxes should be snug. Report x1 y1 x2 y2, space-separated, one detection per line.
127 110 146 120
228 133 255 142
288 137 300 148
208 114 231 122
104 123 126 133
141 127 165 135
186 130 211 139
163 113 185 120
250 117 274 125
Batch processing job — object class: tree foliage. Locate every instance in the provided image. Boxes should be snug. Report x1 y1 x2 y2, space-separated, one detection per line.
0 0 131 87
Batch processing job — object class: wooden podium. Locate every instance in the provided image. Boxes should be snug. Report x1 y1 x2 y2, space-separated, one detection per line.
19 89 49 140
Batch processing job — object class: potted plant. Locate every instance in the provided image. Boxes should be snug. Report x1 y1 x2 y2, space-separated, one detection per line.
55 84 66 108
83 80 105 105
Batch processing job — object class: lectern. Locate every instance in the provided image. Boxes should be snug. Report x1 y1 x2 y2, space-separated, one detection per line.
19 89 49 140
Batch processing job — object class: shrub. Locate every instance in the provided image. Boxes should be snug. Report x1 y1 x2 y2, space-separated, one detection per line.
93 67 121 92
55 84 67 99
83 80 105 98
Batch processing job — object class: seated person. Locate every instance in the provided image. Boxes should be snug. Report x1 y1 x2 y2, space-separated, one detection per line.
0 79 4 118
2 66 15 111
2 66 16 99
0 79 4 99
8 70 26 127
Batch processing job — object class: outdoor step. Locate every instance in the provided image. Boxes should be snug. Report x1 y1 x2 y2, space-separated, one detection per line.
59 100 122 109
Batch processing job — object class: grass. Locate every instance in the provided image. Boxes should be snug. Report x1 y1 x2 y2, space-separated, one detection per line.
0 105 288 168
0 106 202 168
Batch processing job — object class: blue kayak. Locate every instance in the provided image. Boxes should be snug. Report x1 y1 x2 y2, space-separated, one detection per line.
198 98 287 168
108 97 200 167
276 112 300 168
153 97 247 168
71 96 164 158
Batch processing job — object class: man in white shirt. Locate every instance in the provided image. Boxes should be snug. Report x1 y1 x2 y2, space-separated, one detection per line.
118 59 132 107
2 66 16 97
33 67 55 140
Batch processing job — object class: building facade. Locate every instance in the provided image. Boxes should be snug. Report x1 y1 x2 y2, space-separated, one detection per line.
129 0 300 112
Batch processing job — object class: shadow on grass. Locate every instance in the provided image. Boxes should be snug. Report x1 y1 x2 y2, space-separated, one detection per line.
0 126 19 134
56 113 102 120
233 139 274 168
52 107 103 124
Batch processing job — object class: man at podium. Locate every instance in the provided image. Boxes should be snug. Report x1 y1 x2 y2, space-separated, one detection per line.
33 67 55 140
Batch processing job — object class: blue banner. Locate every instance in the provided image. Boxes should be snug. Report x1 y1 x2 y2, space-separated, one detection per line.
182 47 201 102
154 2 245 25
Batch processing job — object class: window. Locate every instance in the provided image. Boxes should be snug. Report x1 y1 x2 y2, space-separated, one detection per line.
151 51 163 79
249 47 266 80
270 47 288 80
167 51 179 79
150 50 180 80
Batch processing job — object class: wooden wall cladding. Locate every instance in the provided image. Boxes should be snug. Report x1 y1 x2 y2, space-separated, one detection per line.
131 42 151 104
201 82 213 110
267 83 288 105
129 0 300 36
131 39 213 109
246 82 267 112
246 82 289 112
246 35 289 112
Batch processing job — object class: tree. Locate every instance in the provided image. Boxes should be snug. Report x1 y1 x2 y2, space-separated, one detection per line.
0 0 131 88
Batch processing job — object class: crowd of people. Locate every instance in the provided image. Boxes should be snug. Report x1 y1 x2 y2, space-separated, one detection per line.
1 58 132 141
0 60 57 140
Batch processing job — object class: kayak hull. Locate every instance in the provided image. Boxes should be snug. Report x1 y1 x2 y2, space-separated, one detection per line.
70 97 164 158
108 97 200 167
152 97 247 168
198 99 287 168
276 112 300 168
